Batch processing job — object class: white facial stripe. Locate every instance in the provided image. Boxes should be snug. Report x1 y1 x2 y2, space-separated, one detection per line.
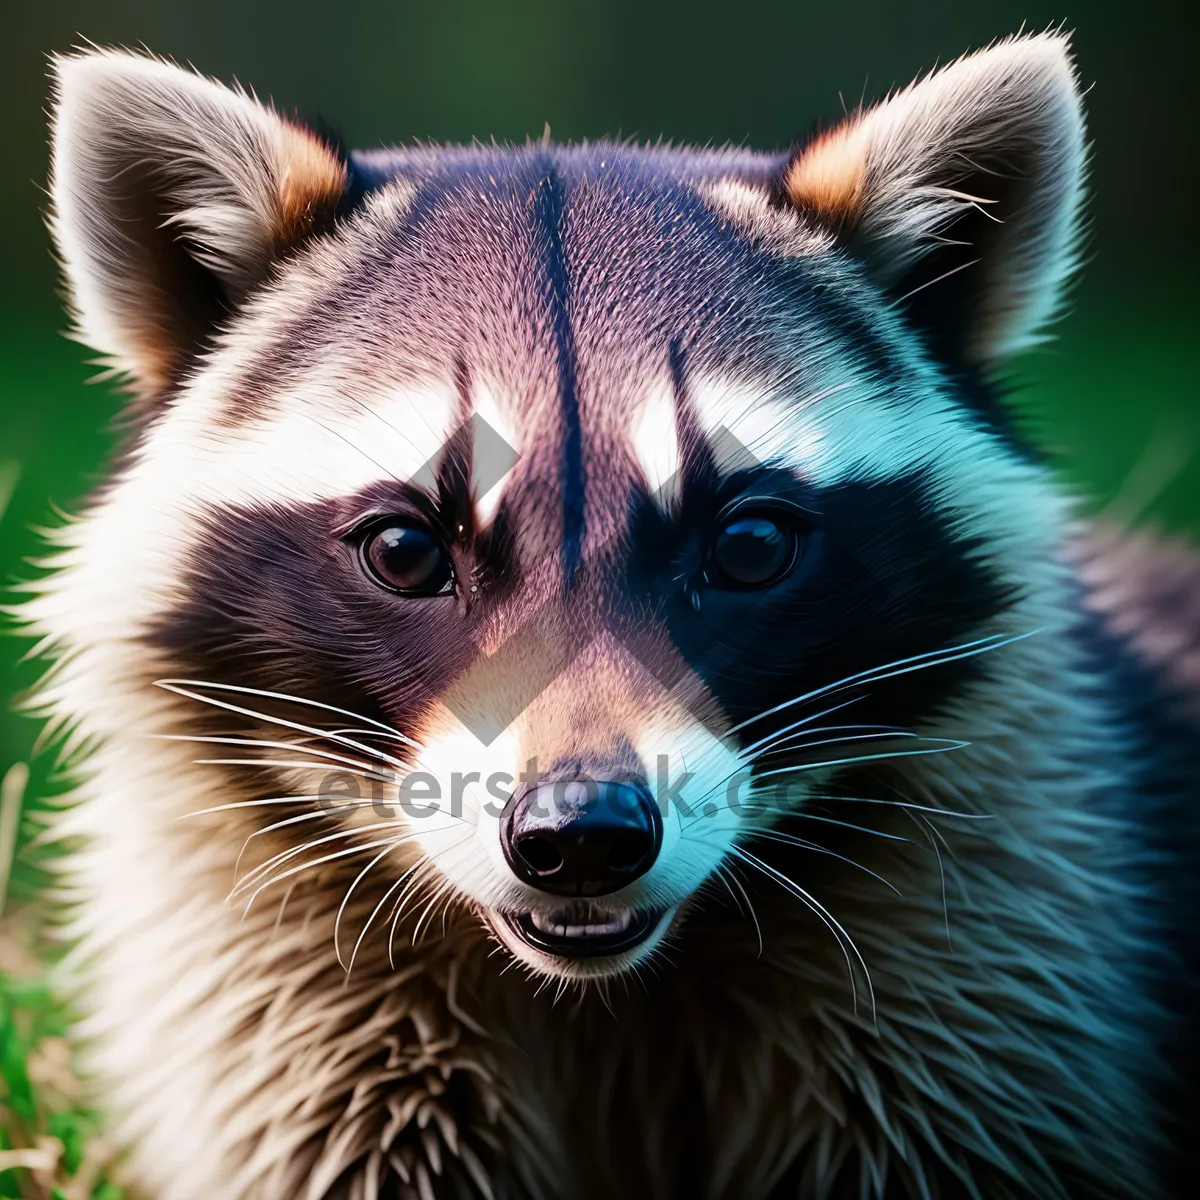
470 379 522 528
25 375 459 651
631 377 683 511
688 367 1064 566
174 382 459 510
689 373 829 479
630 717 745 905
407 716 526 913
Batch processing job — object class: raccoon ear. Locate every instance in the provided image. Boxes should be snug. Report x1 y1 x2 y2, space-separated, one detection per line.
49 49 347 395
781 32 1085 366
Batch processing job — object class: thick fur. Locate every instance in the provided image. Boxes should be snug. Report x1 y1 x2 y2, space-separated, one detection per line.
22 34 1199 1200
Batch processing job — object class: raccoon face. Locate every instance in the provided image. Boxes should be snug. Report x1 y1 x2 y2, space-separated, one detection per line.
44 36 1084 980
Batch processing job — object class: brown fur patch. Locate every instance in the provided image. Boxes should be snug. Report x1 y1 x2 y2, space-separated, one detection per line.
274 122 348 251
782 123 868 227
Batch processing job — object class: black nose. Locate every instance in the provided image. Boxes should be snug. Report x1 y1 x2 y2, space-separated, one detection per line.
501 779 662 896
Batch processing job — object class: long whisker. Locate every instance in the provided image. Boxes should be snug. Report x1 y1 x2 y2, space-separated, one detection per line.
388 860 440 968
755 730 930 759
195 757 393 781
684 827 902 896
240 835 409 915
907 810 952 948
272 881 298 936
231 819 410 899
724 629 1039 739
349 853 435 976
786 811 916 843
399 869 447 951
680 739 969 831
154 680 421 765
752 719 906 748
412 875 460 946
183 793 339 818
236 827 366 900
809 793 993 820
183 793 473 823
154 733 383 775
155 678 420 743
325 728 419 745
334 841 402 971
211 729 410 771
746 738 969 785
335 824 464 974
730 846 876 1024
719 863 763 958
233 807 344 885
745 829 902 896
737 698 872 756
707 861 744 918
240 802 392 838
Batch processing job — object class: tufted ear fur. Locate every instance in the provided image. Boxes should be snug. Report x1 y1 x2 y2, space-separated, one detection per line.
781 32 1086 366
49 50 348 395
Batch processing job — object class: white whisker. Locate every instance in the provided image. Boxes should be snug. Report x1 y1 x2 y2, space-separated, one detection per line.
908 810 953 948
195 757 392 781
155 733 380 775
155 678 422 748
335 824 464 975
724 630 1039 739
745 829 902 895
325 727 419 745
716 862 763 958
335 842 401 971
679 738 969 832
271 881 298 936
811 793 992 820
756 729 928 758
154 680 418 772
684 826 902 895
892 256 981 306
240 835 409 916
183 794 335 818
737 697 868 756
233 808 342 885
388 860 439 968
412 874 460 946
731 846 876 1024
787 811 916 843
747 738 969 784
231 820 410 899
349 853 433 976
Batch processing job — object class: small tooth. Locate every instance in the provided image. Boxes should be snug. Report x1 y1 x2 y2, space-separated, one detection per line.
528 908 640 938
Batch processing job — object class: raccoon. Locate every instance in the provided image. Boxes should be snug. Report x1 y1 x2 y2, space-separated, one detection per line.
24 31 1199 1200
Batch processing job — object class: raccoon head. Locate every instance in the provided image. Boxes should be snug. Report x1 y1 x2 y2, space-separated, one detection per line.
44 35 1084 982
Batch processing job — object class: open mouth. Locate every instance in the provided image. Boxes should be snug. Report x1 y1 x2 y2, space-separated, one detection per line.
505 905 667 958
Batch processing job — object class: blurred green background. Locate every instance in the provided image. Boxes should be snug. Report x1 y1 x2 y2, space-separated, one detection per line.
2 0 1198 826
0 1 1195 1190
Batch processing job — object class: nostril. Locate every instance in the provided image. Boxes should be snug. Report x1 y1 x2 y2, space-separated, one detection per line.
514 833 564 876
606 832 651 874
502 778 661 895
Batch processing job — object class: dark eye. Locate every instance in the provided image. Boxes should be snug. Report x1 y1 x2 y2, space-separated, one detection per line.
359 520 454 596
710 512 799 588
